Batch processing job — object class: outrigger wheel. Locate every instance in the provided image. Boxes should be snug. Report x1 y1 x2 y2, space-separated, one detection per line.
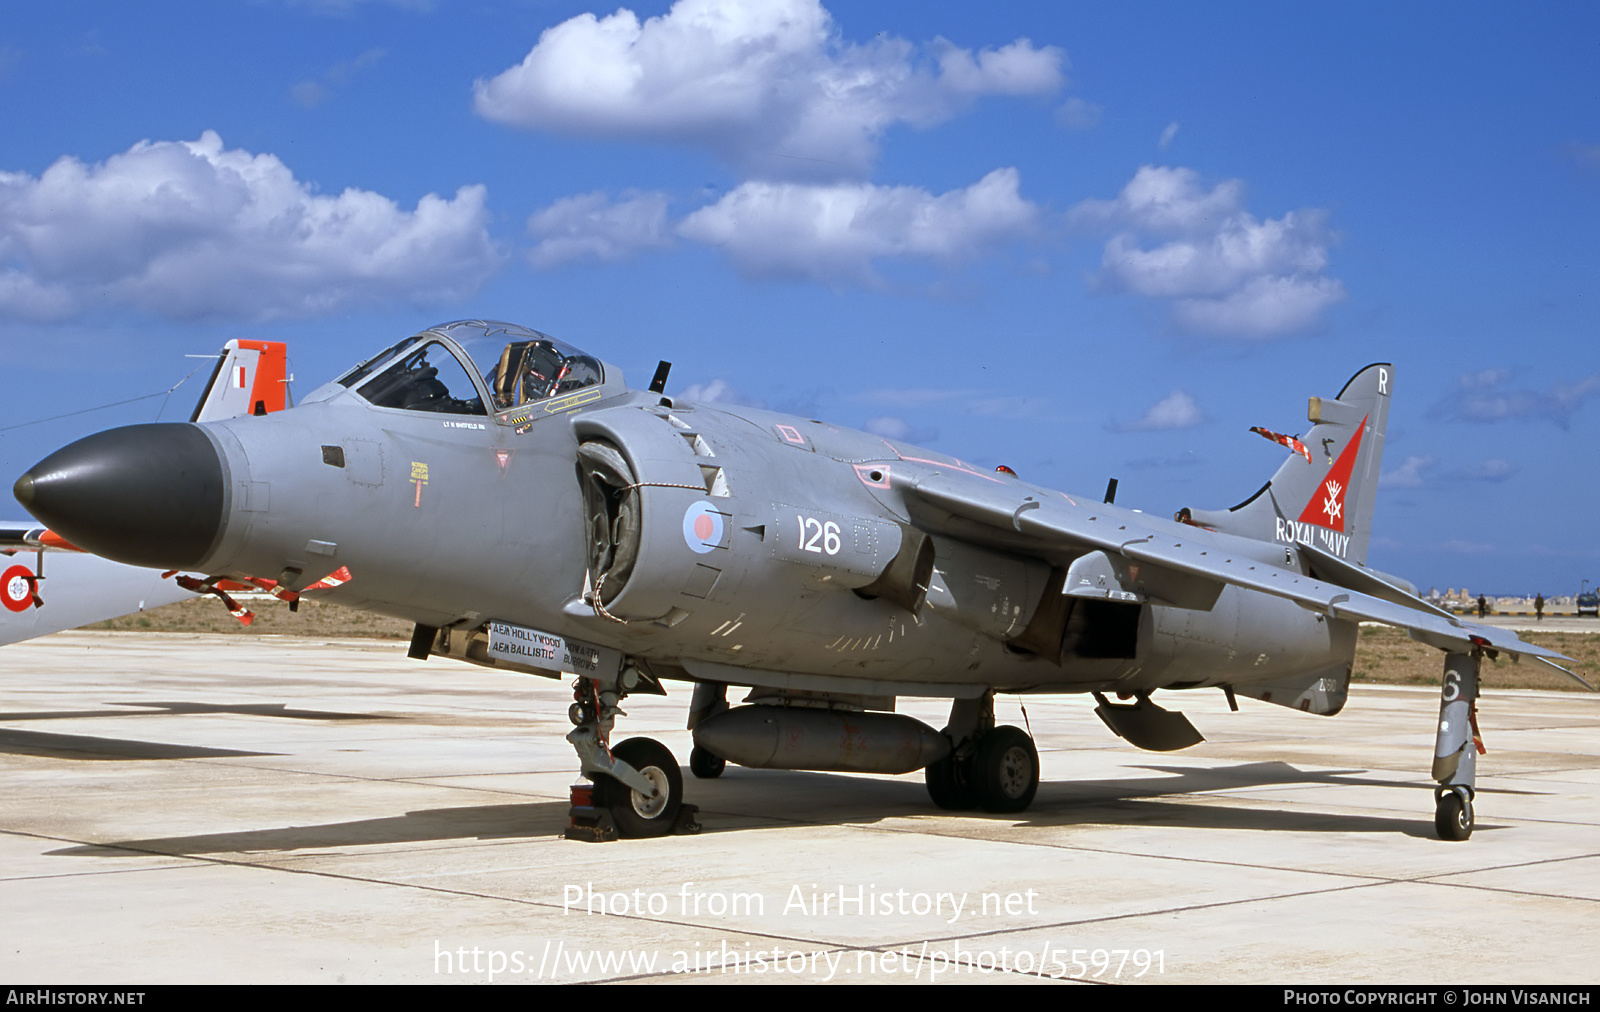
1435 787 1474 842
595 737 684 838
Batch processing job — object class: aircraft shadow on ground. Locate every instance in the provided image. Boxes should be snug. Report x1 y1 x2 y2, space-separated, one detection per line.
687 760 1534 840
0 700 396 760
0 701 396 722
47 759 1535 857
0 727 280 760
51 801 570 858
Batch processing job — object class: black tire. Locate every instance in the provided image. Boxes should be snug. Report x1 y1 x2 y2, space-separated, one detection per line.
1435 791 1474 841
597 737 683 838
925 751 978 810
689 745 726 779
972 725 1039 814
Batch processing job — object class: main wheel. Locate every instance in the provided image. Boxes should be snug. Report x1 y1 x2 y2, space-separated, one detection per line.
597 737 683 838
1435 791 1474 841
689 745 726 779
925 749 978 810
972 725 1039 814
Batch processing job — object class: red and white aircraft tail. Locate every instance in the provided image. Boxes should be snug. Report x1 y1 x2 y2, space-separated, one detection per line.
190 339 290 422
1188 363 1392 567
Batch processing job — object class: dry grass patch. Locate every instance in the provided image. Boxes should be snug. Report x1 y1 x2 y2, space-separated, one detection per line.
1354 624 1599 691
88 596 412 639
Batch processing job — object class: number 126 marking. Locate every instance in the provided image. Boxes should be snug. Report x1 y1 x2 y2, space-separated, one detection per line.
797 515 841 555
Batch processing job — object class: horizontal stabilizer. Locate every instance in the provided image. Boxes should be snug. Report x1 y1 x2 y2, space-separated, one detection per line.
1296 539 1453 622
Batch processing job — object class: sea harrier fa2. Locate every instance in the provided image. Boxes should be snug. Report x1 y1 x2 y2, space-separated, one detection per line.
13 321 1590 841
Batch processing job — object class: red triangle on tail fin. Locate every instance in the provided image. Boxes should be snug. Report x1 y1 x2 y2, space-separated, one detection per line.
1296 414 1367 532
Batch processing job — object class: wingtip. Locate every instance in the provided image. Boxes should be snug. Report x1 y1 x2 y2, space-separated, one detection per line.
1533 656 1596 692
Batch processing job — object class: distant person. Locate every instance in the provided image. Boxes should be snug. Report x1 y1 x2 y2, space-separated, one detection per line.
1477 594 1488 619
1535 593 1545 621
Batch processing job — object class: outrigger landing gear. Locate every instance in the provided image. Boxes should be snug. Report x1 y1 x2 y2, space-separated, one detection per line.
565 670 697 840
1432 650 1483 841
924 692 1041 814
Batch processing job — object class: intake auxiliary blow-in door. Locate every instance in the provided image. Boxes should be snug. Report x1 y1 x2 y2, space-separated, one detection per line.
576 441 641 607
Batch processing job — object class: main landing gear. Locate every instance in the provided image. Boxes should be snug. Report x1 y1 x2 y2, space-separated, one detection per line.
565 671 697 840
924 693 1040 814
1432 650 1483 841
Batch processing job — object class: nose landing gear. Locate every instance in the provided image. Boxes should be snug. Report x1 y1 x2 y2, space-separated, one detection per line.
565 671 697 840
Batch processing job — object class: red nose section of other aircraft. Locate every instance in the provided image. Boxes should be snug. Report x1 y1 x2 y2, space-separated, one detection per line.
13 423 225 570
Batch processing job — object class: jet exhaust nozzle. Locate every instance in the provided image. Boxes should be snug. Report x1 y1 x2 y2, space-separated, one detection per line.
14 423 226 569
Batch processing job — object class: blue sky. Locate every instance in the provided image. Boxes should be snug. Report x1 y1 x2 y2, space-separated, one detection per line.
2 1 1596 596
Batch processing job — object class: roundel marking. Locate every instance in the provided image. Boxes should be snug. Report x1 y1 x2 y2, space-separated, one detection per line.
682 501 723 554
3 564 35 612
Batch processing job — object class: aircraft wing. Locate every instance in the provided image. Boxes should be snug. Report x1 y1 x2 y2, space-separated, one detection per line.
899 469 1590 686
1 548 197 646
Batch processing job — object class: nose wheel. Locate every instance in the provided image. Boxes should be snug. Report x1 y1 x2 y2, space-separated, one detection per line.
597 737 685 838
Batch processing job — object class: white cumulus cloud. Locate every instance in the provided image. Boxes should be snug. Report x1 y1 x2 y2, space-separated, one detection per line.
1055 97 1101 129
677 377 763 407
676 168 1039 284
526 190 673 268
472 0 1064 179
863 415 938 444
1453 458 1516 482
1431 369 1600 429
1111 389 1203 432
1380 455 1434 489
1072 165 1345 338
0 132 502 322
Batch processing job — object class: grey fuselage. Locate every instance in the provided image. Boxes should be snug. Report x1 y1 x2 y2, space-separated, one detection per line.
175 336 1353 706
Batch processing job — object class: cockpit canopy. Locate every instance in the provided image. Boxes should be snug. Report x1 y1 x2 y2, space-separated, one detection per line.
335 320 607 420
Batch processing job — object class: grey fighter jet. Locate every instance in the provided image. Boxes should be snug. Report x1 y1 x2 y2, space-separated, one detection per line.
13 320 1588 841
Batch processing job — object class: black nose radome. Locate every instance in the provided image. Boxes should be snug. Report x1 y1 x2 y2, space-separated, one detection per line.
14 423 226 569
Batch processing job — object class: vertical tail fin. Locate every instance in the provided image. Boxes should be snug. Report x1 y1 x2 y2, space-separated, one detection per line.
190 340 290 422
1189 363 1392 565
